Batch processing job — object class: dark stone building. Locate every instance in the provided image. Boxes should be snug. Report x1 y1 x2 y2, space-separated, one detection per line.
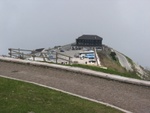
76 35 103 47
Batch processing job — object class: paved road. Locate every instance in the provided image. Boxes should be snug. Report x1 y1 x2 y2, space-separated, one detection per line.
0 61 150 113
115 51 133 71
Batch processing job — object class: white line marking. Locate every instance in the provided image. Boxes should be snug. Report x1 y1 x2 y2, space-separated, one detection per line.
0 75 132 113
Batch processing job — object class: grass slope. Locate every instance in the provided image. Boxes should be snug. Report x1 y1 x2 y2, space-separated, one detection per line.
95 46 140 79
71 64 141 79
0 77 122 113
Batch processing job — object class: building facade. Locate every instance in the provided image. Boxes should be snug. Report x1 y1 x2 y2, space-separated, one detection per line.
76 35 103 47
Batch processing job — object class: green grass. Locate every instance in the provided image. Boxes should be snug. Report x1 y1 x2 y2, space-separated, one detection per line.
43 60 140 79
0 77 122 113
70 64 141 79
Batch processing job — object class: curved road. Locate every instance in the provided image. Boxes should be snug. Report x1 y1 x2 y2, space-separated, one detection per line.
0 61 150 113
115 50 133 71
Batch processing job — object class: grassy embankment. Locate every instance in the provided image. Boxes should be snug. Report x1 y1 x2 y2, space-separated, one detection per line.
0 77 122 113
44 59 140 79
71 64 141 79
69 49 140 79
92 48 141 79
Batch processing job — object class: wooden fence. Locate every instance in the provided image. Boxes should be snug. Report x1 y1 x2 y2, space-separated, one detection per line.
56 52 72 65
8 48 72 65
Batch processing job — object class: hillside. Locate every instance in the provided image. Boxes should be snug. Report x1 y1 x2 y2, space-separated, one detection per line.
52 44 149 80
98 45 150 80
7 43 150 80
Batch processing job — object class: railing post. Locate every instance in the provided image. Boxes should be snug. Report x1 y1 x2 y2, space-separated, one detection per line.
18 48 21 58
32 54 35 61
69 57 71 65
56 52 58 64
42 53 46 62
9 48 12 57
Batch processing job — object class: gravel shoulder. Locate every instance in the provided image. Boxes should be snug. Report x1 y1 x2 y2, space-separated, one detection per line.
0 61 150 113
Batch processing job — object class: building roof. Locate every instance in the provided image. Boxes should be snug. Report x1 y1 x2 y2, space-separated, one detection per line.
35 48 45 52
77 35 103 40
31 48 45 54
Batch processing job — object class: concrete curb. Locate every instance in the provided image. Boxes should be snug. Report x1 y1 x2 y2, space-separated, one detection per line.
0 75 132 113
0 56 150 87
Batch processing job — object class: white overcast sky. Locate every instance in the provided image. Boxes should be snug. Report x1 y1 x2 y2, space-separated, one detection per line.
0 0 150 67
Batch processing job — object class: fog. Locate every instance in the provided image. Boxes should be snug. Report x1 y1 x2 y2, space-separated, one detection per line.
0 0 150 67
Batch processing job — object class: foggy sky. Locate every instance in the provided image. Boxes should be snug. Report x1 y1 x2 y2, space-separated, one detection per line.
0 0 150 67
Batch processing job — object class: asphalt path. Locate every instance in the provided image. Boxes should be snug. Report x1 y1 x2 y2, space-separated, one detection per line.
115 51 133 71
0 61 150 113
